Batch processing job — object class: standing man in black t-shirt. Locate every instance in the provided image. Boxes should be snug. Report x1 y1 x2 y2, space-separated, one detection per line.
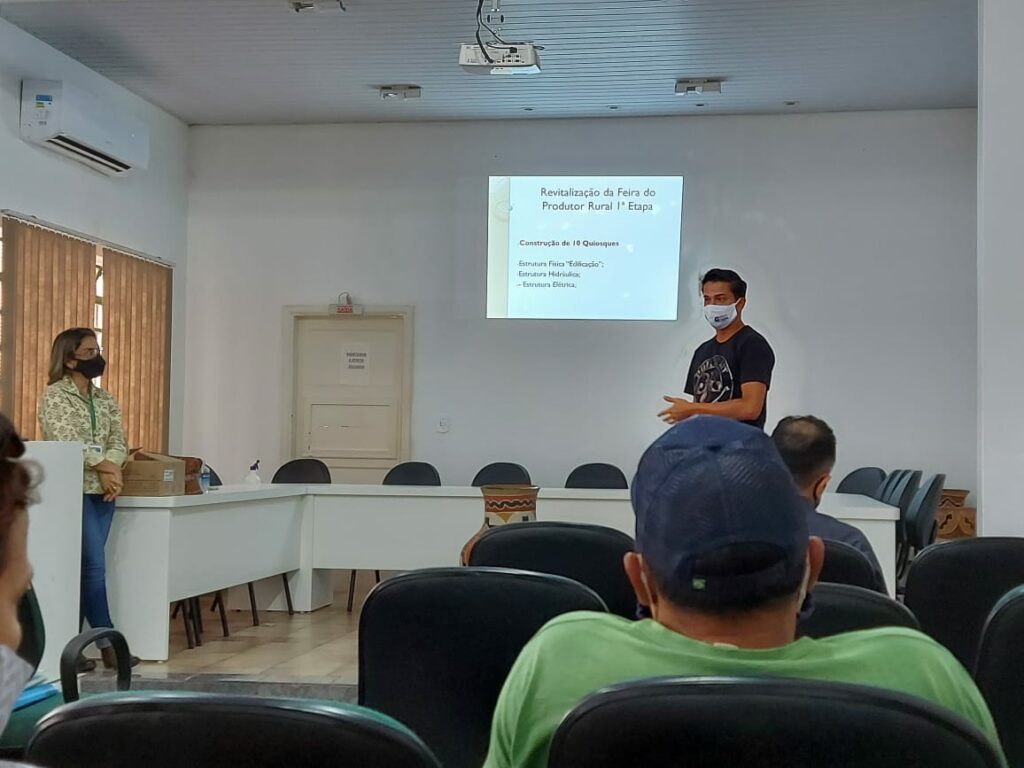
659 268 775 429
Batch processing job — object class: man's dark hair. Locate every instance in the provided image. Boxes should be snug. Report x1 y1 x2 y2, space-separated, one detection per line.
650 543 805 615
701 268 747 299
771 415 837 488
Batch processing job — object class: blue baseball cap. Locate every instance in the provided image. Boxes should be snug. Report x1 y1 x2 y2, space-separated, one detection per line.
631 416 810 604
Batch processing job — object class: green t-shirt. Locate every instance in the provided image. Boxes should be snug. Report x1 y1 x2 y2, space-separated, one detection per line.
483 612 1004 768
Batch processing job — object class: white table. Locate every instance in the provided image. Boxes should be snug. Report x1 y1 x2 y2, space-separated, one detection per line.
113 486 897 660
108 486 308 660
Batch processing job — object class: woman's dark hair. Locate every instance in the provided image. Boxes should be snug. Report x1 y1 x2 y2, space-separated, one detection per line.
0 414 34 572
700 268 747 300
48 327 97 385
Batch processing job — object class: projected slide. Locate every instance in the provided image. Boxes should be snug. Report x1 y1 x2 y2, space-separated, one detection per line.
487 176 683 320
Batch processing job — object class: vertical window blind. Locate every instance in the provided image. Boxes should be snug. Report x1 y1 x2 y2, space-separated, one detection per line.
101 247 172 453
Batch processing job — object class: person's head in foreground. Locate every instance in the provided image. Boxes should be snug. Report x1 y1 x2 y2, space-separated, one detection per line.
625 415 820 640
770 415 836 509
483 416 1003 768
0 414 36 737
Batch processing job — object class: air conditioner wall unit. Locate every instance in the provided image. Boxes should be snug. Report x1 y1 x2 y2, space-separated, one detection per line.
20 79 150 176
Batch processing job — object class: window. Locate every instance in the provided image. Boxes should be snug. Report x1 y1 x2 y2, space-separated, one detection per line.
0 214 172 451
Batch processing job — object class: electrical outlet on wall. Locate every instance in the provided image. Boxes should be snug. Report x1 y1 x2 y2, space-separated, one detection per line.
437 415 450 434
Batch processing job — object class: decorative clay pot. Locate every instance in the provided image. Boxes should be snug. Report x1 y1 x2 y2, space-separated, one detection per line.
460 484 539 564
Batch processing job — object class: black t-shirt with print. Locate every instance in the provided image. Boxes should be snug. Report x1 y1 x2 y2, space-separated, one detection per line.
684 325 775 429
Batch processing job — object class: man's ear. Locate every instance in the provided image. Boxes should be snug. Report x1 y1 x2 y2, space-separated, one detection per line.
813 474 831 504
736 296 747 313
806 536 825 590
624 552 654 607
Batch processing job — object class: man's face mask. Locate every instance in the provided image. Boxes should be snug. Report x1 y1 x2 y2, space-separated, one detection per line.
704 302 738 331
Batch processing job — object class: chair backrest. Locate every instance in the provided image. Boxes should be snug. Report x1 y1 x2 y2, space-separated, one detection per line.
886 470 922 521
15 586 45 674
25 692 441 768
836 467 886 496
467 522 637 618
819 540 886 593
873 469 903 501
547 677 1003 768
905 474 945 551
564 463 628 489
206 466 223 488
271 458 331 484
975 585 1024 768
471 462 531 487
358 567 606 768
382 461 441 486
905 537 1024 668
798 583 919 639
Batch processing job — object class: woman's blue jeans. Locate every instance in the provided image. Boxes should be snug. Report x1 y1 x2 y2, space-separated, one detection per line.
81 494 115 638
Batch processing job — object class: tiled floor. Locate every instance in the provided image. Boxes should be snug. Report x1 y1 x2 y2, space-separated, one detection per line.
127 571 382 687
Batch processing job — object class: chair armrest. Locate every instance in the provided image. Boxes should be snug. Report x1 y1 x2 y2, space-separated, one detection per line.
59 628 132 702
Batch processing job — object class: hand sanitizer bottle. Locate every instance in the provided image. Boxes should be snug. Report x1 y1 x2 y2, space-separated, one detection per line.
244 460 262 487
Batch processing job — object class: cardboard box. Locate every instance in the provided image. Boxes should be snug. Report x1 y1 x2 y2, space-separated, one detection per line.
122 451 186 497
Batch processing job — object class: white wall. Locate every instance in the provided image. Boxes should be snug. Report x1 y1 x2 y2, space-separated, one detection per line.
0 17 190 449
185 110 977 493
977 0 1024 534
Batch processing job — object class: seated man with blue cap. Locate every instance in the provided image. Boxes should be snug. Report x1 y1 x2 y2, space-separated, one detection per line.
483 416 1002 768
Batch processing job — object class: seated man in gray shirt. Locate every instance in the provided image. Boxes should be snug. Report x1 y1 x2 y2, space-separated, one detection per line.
771 416 883 581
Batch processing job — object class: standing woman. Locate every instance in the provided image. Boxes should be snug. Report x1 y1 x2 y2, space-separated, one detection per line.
38 328 133 669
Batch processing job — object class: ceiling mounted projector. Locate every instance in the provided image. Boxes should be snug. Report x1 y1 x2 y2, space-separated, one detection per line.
675 78 723 96
290 1 345 13
459 43 541 75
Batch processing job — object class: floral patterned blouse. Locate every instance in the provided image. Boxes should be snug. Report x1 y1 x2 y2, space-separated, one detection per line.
38 376 128 495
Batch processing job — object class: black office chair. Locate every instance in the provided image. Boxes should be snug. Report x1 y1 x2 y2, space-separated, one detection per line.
471 462 531 487
798 583 919 639
836 467 886 496
564 463 628 489
898 474 945 580
383 461 441 486
343 461 445 613
467 522 637 619
975 585 1024 768
1 588 132 758
359 567 607 768
244 459 332 624
272 458 332 484
819 540 887 593
877 469 922 570
905 537 1024 669
547 676 1003 768
874 469 908 502
25 692 441 768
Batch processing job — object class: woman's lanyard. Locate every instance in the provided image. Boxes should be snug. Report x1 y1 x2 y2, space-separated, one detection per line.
76 387 98 444
87 389 97 444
